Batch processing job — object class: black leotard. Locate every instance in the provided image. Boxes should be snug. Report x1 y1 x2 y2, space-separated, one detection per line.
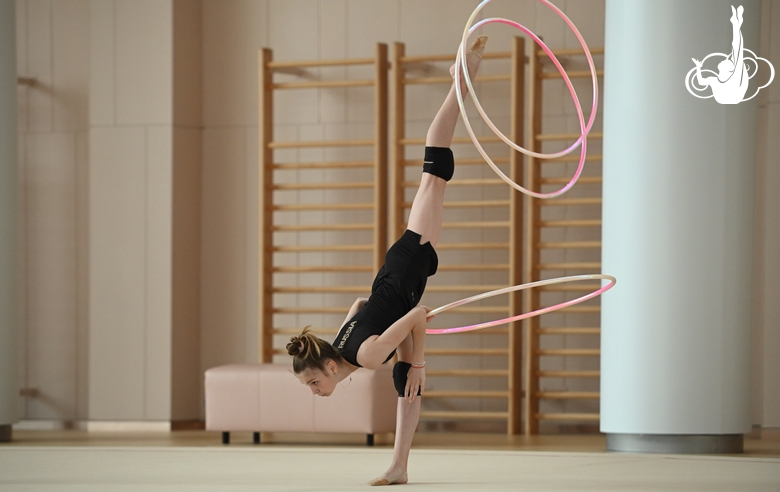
333 230 438 367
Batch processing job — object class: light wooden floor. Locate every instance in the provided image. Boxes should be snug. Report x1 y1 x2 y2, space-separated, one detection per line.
2 432 779 492
7 429 780 457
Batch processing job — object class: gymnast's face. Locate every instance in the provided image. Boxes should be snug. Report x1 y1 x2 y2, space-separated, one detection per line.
298 360 339 397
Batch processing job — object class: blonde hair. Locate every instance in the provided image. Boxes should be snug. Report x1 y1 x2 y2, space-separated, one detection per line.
286 326 344 374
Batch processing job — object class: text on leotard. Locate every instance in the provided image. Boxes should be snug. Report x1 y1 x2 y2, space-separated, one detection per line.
338 321 356 349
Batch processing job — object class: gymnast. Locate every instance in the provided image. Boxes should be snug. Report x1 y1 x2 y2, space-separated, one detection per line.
286 35 488 486
692 5 748 104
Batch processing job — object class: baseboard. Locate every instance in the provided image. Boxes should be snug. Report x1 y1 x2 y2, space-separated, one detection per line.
13 420 205 432
761 427 780 440
13 420 78 431
85 421 171 432
748 425 763 439
171 420 205 431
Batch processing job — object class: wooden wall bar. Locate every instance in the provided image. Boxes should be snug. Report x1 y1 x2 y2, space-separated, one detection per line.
391 40 525 434
258 45 389 363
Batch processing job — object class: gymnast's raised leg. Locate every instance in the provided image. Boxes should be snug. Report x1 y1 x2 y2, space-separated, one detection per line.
367 35 487 487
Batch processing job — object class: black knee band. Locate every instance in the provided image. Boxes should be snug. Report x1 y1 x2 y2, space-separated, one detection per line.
423 146 454 182
392 361 422 398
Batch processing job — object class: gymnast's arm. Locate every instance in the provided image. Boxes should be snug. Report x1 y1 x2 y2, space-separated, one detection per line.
340 297 368 328
357 306 428 370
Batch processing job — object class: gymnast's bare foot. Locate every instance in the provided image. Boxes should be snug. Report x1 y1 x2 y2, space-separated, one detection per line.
367 470 408 486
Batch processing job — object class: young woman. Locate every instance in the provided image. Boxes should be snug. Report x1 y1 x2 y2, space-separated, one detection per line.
286 36 487 486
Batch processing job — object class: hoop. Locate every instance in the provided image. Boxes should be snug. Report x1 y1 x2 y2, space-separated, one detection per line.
426 275 616 335
424 2 615 335
454 0 599 198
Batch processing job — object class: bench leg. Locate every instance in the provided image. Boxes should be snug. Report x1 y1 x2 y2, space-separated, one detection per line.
366 434 374 446
253 432 261 444
222 432 230 445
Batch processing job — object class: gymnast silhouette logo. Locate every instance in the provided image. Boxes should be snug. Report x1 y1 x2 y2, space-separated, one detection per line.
685 5 774 104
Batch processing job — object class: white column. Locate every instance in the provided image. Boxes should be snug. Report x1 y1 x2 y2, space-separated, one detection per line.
601 0 759 453
0 0 18 442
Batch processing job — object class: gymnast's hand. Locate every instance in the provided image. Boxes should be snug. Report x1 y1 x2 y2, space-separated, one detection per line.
406 365 425 403
421 305 435 323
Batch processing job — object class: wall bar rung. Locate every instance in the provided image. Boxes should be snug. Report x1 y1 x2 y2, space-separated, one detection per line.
437 263 509 271
542 198 602 206
538 241 601 249
400 135 502 146
273 223 374 232
536 391 600 399
273 266 373 273
557 306 601 314
536 132 603 141
538 262 602 270
424 284 507 293
543 154 602 163
536 348 600 356
540 69 604 80
269 139 374 149
537 370 600 378
273 245 373 252
272 327 340 335
273 286 369 294
274 203 373 211
400 51 511 64
420 411 509 420
435 242 510 250
426 348 509 356
273 160 373 169
435 306 508 314
404 74 510 85
402 200 511 209
273 308 352 314
536 413 600 421
272 79 374 90
541 176 602 185
537 47 605 57
269 57 374 68
442 221 511 229
402 178 506 187
402 157 510 167
539 219 601 228
273 182 373 190
538 327 600 335
426 369 508 377
424 391 509 398
537 284 602 292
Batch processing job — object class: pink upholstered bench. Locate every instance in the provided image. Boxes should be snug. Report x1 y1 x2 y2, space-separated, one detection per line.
204 363 396 445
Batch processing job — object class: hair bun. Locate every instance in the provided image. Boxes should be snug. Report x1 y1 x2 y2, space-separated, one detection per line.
286 335 306 357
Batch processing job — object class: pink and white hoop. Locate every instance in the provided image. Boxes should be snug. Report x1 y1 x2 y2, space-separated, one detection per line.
425 1 613 334
426 275 616 335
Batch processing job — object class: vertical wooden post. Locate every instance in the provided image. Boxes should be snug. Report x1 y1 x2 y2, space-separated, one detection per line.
523 41 543 435
258 48 274 363
508 36 525 435
389 43 406 242
374 43 389 270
